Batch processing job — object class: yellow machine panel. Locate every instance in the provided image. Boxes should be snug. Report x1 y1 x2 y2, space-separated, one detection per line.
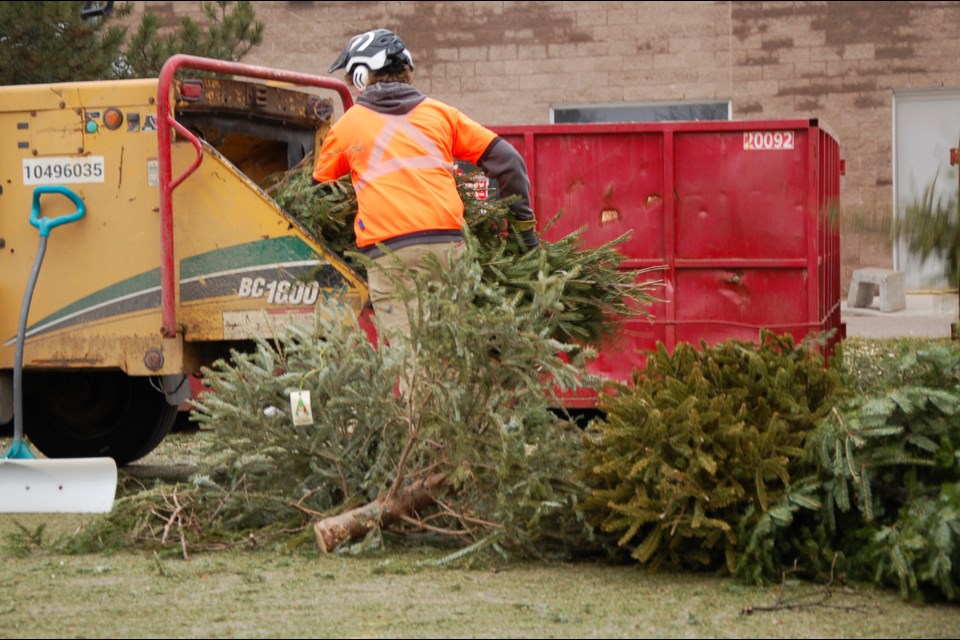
0 67 365 464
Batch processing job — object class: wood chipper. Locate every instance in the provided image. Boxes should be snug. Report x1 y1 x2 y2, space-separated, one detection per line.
0 56 368 468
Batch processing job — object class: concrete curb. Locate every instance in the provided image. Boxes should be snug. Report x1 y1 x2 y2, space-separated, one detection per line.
842 292 959 339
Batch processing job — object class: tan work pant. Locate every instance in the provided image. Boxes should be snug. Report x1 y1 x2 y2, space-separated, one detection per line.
366 241 466 347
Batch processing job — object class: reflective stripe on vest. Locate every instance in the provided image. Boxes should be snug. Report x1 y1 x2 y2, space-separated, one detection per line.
354 111 456 192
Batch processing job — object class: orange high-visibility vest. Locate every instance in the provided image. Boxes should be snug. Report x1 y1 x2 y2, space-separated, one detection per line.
313 98 497 248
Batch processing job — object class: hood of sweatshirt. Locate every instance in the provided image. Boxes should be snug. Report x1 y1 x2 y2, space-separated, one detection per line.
357 82 427 115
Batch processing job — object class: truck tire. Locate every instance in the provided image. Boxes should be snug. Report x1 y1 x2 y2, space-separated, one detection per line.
22 371 178 466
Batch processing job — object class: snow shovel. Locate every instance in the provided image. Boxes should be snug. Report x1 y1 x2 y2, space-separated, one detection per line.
0 186 117 513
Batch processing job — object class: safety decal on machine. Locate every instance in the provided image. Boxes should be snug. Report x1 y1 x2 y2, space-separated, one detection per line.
743 131 795 151
222 308 316 341
147 158 159 187
23 156 105 185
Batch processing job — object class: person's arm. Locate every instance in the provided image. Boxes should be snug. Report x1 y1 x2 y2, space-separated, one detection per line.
312 128 350 186
477 138 539 250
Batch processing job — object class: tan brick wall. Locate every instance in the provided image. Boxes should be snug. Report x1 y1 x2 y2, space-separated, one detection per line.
129 1 960 293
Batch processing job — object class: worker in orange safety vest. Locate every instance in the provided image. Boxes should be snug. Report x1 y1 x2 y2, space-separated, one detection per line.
313 29 539 348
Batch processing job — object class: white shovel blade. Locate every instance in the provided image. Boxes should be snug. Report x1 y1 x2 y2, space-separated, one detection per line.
0 458 118 513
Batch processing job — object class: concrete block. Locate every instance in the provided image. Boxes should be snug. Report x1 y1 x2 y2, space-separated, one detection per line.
847 268 906 313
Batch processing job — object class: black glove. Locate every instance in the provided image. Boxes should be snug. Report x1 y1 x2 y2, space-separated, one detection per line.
514 216 539 251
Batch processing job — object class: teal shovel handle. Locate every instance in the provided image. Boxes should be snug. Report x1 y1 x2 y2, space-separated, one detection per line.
30 185 86 237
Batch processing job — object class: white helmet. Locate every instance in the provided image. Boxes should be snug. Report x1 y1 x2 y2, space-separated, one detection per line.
329 29 414 91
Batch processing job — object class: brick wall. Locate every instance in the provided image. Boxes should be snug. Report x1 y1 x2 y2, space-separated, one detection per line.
130 1 960 292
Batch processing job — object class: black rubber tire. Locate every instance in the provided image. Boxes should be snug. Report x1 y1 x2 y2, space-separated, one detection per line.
22 371 178 466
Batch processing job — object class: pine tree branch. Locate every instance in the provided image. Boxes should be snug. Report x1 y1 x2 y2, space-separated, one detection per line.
740 555 879 615
398 514 473 537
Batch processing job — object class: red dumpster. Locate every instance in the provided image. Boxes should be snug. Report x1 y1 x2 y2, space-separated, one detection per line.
493 120 843 408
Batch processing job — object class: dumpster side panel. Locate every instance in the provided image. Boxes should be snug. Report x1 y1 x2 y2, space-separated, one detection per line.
819 127 844 344
674 130 809 261
498 130 666 265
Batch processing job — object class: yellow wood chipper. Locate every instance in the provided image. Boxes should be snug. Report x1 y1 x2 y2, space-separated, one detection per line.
0 56 368 467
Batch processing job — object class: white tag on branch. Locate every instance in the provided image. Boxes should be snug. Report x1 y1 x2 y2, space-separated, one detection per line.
290 390 314 426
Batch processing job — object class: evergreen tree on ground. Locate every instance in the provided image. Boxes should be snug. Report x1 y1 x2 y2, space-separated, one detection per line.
578 333 841 573
578 333 960 603
71 236 604 560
